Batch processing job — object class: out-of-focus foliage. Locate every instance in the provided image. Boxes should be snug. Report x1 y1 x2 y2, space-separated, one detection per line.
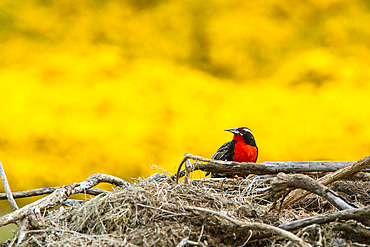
0 0 370 190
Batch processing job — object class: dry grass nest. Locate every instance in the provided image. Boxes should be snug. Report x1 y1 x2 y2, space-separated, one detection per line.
3 176 370 247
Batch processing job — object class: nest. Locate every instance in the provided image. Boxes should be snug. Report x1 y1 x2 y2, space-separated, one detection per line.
4 176 370 247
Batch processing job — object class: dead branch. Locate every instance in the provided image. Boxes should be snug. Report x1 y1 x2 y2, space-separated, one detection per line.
0 161 19 211
271 173 356 211
176 154 210 183
72 173 130 193
0 187 106 200
271 173 370 226
184 205 311 247
192 160 362 175
0 161 27 245
250 206 370 243
280 155 370 209
279 205 370 231
0 173 129 201
0 183 77 227
0 173 130 227
330 222 370 239
142 173 168 183
175 154 370 183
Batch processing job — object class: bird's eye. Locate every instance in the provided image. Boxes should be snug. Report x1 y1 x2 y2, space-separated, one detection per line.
239 128 252 135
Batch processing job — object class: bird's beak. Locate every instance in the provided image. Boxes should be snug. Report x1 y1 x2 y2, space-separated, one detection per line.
224 128 240 135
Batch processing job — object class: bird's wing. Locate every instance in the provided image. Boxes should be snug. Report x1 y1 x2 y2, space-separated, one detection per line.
205 141 235 177
211 141 234 161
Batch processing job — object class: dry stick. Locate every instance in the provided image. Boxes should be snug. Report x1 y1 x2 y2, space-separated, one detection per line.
72 173 130 193
184 205 311 247
271 173 356 211
176 154 208 183
0 161 19 211
271 173 370 226
280 155 370 210
192 161 367 175
0 183 77 227
250 205 370 243
25 228 125 245
279 205 370 231
174 154 370 183
0 173 130 227
176 237 189 247
0 187 105 200
330 222 370 239
0 161 25 246
0 173 129 201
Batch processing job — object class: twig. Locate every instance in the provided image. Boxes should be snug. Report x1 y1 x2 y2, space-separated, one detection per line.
280 155 370 209
176 237 189 247
176 154 208 183
315 226 323 247
0 187 106 200
142 173 167 183
271 173 356 211
239 230 253 247
279 205 370 231
0 173 128 201
184 205 311 247
169 169 186 182
198 225 204 242
0 162 19 211
72 173 130 193
331 221 370 239
26 228 126 244
0 173 130 227
250 206 370 242
284 225 320 247
0 183 77 227
61 199 86 206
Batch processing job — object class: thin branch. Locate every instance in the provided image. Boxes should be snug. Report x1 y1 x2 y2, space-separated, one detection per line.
0 183 77 227
280 155 370 209
72 173 130 194
0 173 130 227
330 222 370 239
142 173 168 183
0 173 129 201
176 237 189 247
184 205 311 247
0 187 105 200
0 161 19 211
271 173 356 211
250 206 370 242
271 173 370 226
279 205 370 231
176 154 208 183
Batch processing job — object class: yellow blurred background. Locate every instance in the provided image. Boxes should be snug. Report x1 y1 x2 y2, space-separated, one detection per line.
0 0 370 217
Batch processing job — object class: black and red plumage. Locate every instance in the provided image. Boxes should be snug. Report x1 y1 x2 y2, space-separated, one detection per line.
208 127 258 178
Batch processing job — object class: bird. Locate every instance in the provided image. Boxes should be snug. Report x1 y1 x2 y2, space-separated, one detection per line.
207 127 258 178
